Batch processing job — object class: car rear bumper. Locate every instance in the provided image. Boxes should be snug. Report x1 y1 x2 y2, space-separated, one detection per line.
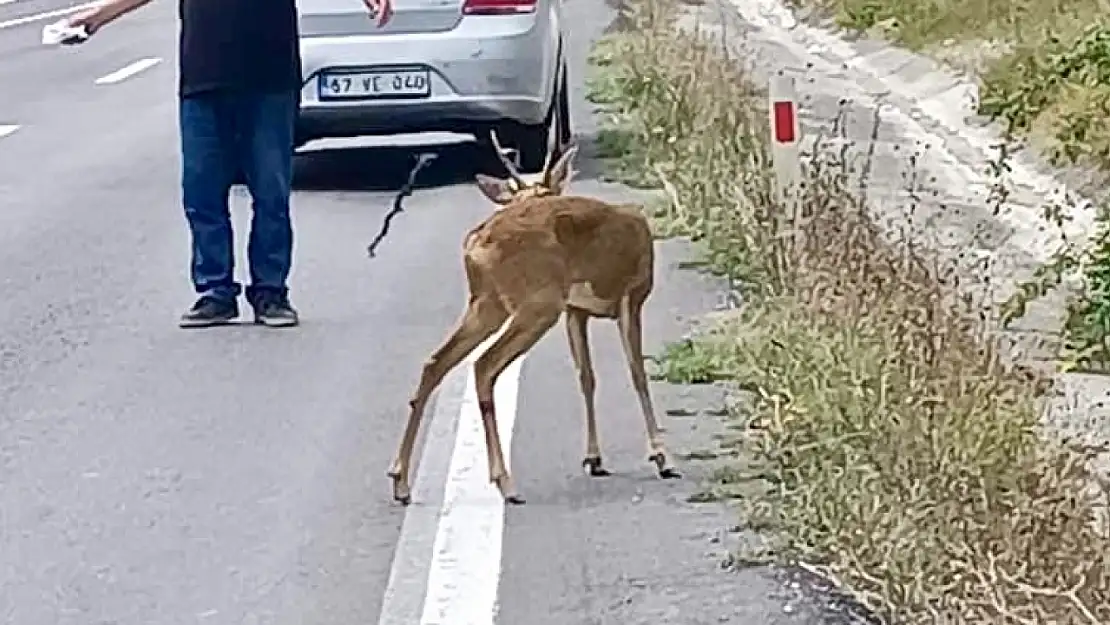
297 14 558 139
297 98 547 138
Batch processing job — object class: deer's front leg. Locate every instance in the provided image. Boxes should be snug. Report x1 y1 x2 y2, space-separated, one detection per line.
388 295 507 505
472 295 564 504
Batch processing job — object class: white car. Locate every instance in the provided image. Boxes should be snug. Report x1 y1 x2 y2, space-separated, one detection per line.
296 0 571 172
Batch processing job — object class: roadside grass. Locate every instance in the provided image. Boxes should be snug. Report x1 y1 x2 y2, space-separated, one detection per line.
783 0 1110 375
588 0 1110 622
788 0 1110 172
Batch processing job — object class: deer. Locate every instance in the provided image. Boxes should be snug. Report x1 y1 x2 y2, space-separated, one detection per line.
386 123 681 506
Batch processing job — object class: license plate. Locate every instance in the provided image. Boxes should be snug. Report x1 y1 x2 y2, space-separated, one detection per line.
317 70 431 100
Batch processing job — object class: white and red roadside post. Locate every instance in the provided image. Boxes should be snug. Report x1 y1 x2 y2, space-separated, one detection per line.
768 71 804 261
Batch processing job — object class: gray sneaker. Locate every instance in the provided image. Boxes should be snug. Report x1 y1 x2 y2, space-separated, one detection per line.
179 296 239 328
251 292 299 328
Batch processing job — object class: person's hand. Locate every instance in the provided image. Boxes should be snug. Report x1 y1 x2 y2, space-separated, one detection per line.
65 4 108 37
363 0 392 27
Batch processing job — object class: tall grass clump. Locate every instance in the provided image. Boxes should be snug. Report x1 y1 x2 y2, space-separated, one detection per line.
588 0 1110 622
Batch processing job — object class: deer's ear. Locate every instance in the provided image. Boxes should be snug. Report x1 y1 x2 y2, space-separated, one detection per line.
545 144 579 193
475 174 515 205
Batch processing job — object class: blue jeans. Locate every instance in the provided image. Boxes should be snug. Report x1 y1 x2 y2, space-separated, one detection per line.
179 90 297 305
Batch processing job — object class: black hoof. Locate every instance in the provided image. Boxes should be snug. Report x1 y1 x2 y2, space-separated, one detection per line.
388 471 411 505
505 494 527 505
648 453 681 479
582 457 612 477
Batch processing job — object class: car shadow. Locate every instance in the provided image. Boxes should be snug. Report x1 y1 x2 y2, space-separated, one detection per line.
566 132 607 183
291 131 607 193
292 140 480 192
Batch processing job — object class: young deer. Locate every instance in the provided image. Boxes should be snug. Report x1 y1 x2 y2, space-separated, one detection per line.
387 131 680 505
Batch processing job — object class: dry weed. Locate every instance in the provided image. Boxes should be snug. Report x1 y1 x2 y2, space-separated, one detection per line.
588 0 1110 622
586 8 780 290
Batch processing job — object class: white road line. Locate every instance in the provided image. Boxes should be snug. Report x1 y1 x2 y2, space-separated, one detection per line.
0 1 99 30
94 57 162 85
377 330 525 625
421 357 522 625
0 124 19 139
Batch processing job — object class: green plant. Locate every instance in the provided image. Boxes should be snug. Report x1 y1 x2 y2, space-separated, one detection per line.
980 23 1110 168
1002 201 1110 372
979 43 1061 132
650 338 729 384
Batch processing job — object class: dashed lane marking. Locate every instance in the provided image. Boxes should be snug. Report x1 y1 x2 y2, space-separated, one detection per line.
94 57 162 85
0 124 19 139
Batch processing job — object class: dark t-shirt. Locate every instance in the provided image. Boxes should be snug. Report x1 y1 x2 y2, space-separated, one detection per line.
178 0 303 97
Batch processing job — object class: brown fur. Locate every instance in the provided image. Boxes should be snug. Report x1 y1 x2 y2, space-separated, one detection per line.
466 196 652 314
386 130 679 506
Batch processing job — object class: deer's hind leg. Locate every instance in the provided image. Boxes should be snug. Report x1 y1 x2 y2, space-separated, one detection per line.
472 291 565 504
616 288 680 480
388 293 508 505
565 307 609 477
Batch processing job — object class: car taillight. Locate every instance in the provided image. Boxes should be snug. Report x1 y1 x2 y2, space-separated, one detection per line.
461 0 536 15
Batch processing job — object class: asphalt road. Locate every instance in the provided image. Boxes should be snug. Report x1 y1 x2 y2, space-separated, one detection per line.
0 1 829 624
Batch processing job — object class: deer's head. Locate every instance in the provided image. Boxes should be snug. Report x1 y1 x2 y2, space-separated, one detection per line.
474 126 578 206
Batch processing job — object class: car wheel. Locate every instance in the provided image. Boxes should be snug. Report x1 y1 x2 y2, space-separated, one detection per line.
509 123 551 174
555 64 572 148
509 61 571 173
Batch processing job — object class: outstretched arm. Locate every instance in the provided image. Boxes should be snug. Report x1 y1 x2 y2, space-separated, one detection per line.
67 0 154 35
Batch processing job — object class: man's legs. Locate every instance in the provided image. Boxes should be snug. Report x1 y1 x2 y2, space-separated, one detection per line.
179 92 241 328
236 90 299 327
